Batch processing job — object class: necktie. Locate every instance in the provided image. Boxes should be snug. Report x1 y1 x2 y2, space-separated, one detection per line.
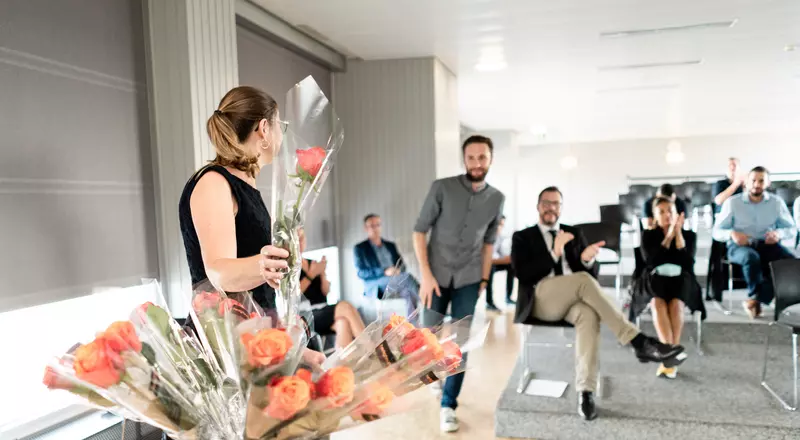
548 230 564 276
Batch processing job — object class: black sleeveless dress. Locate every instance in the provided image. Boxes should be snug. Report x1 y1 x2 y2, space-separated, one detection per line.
178 165 276 310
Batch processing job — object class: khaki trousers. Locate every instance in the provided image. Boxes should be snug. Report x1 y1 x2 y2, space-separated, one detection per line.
533 272 639 392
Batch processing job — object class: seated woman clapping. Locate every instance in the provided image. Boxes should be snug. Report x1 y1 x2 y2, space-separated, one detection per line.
632 197 706 379
298 228 366 350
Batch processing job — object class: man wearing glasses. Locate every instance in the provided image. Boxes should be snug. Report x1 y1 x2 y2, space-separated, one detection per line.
511 186 686 421
354 213 407 299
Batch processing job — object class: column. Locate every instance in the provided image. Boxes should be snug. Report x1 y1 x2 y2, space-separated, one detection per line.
332 57 460 302
142 0 238 316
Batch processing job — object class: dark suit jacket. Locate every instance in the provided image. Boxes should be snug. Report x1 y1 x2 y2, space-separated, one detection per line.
354 239 404 297
511 224 598 324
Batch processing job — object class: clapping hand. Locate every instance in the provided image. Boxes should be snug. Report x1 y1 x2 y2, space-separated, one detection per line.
308 256 327 278
668 213 685 238
553 231 575 257
580 241 606 263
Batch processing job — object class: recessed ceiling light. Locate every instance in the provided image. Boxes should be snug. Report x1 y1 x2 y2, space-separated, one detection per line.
597 84 681 93
785 44 799 52
529 125 548 136
561 155 578 170
478 35 505 44
476 24 504 33
475 61 507 72
600 20 737 38
598 60 702 71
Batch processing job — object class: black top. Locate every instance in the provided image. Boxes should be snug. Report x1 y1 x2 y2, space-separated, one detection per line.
300 259 326 305
178 165 275 310
511 224 598 325
642 196 687 219
712 178 743 213
640 228 697 273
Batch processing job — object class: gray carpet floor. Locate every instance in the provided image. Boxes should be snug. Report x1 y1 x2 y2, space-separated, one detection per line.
495 322 800 440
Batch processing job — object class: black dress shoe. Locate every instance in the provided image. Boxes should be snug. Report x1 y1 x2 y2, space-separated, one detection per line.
634 336 686 364
578 391 598 421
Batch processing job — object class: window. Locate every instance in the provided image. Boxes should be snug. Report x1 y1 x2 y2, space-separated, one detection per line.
0 283 158 438
303 246 341 304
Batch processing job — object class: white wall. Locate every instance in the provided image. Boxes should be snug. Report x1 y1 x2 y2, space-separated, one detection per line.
492 132 800 230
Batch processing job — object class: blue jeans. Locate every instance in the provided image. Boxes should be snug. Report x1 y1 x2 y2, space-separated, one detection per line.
727 241 795 304
423 282 480 410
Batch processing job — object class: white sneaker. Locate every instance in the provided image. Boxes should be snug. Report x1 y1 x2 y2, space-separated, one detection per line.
440 407 459 433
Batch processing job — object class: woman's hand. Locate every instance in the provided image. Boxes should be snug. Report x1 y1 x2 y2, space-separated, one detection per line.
259 245 290 289
302 347 326 369
307 256 328 279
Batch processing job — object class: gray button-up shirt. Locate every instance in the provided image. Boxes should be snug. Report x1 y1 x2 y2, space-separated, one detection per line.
414 175 505 289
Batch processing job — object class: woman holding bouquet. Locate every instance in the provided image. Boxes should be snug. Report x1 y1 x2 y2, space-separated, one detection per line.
178 86 324 365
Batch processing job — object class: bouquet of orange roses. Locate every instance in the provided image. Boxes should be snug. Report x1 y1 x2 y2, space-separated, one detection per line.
43 290 239 439
271 76 344 326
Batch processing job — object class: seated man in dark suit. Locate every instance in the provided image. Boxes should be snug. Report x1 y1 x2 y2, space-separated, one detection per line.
354 213 410 298
512 186 686 421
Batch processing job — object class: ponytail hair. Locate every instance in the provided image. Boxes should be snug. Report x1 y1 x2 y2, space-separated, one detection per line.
207 86 278 178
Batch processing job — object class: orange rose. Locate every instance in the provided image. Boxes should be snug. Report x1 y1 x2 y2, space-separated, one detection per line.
315 366 355 407
401 328 444 365
192 291 222 313
358 383 395 415
103 321 142 353
296 146 327 179
265 376 311 420
240 328 293 368
42 366 73 390
382 314 414 337
440 341 463 371
73 337 123 388
295 368 316 399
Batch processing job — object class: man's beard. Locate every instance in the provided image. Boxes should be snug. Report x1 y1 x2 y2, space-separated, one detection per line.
465 168 487 182
750 188 764 197
540 212 558 226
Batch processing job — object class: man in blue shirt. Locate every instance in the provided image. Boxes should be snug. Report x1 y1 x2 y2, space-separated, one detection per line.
354 213 406 299
714 166 797 318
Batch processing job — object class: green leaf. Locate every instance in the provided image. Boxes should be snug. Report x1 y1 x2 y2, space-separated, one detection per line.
140 342 157 365
146 306 171 338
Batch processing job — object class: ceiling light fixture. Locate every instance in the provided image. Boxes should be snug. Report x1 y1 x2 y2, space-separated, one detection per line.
561 155 578 170
475 61 507 72
665 140 685 164
600 20 737 39
785 44 799 52
597 84 681 93
478 35 505 44
598 60 702 71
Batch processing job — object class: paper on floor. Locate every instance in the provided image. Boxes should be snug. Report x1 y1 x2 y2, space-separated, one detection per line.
523 379 569 398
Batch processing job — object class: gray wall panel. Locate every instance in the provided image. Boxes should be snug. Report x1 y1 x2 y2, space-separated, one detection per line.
0 0 156 311
333 58 437 302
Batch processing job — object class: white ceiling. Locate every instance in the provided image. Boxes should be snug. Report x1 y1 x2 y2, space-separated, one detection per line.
254 0 800 145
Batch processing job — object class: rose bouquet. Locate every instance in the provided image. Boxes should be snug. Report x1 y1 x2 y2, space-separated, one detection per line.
188 280 268 388
271 76 344 325
43 301 235 439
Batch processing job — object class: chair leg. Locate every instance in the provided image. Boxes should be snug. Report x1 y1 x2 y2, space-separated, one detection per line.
695 311 704 356
517 326 533 394
760 322 798 411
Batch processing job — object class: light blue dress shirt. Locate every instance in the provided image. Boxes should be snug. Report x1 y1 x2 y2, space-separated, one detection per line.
713 192 796 243
370 241 396 270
